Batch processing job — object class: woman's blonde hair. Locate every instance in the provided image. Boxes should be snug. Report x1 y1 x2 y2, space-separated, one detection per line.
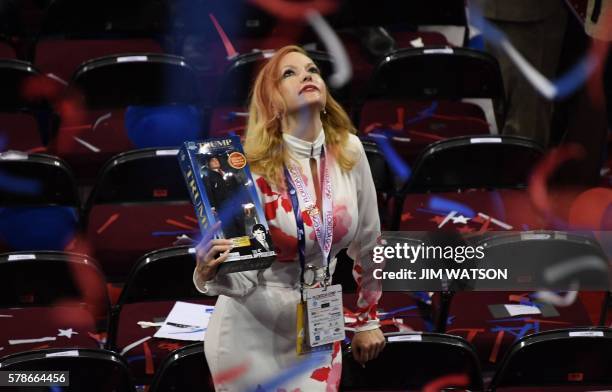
243 45 358 188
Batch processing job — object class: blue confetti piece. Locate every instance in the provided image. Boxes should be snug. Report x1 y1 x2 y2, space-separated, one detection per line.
0 171 42 195
125 105 203 149
370 134 412 183
428 196 475 218
248 352 328 392
151 230 200 237
379 305 418 320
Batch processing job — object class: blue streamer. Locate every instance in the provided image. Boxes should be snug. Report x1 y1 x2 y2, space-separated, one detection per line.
428 196 475 218
248 352 328 392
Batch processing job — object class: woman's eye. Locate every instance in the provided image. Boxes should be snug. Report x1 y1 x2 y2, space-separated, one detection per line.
309 67 320 74
282 69 294 78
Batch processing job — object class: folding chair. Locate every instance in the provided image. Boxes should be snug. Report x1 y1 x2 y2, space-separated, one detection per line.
0 152 79 252
84 148 195 281
341 332 484 391
107 246 214 384
33 0 167 82
0 348 136 392
443 231 610 370
0 251 109 357
49 53 202 182
0 59 59 150
489 327 612 391
149 342 214 392
359 47 506 166
391 135 544 231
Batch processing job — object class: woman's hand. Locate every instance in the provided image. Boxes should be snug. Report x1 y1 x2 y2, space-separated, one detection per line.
195 223 233 282
351 328 385 366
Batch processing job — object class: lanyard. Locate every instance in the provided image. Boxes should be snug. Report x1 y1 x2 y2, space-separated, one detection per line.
284 146 333 300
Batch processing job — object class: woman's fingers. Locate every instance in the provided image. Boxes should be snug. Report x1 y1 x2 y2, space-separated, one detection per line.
204 243 233 263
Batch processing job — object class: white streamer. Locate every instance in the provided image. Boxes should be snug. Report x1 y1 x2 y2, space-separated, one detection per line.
306 10 352 88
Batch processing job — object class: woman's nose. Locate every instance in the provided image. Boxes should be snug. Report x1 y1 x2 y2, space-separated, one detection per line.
302 72 312 82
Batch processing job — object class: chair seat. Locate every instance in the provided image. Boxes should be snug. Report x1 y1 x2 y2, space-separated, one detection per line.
397 189 548 232
0 306 99 358
87 202 196 280
115 299 216 383
445 291 595 369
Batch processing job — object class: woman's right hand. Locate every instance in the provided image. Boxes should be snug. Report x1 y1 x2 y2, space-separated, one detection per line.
195 222 234 282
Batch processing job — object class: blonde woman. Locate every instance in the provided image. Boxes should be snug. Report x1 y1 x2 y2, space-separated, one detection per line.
194 45 384 391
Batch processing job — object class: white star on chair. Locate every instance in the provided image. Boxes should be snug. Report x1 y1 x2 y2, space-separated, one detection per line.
451 215 470 225
57 328 78 339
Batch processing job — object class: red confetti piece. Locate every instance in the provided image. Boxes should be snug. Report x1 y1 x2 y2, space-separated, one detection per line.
165 219 197 231
489 330 504 363
143 340 154 375
96 213 119 235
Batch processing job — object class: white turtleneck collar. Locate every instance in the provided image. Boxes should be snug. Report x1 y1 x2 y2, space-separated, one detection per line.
282 128 325 159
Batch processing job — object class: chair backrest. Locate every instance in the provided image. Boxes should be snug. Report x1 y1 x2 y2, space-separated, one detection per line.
0 348 136 392
490 328 612 391
405 135 543 193
86 148 190 207
0 251 109 321
0 59 58 145
69 53 201 110
0 151 78 206
149 343 214 392
466 231 610 291
367 47 504 103
119 246 204 305
361 138 395 194
341 332 483 391
0 152 80 251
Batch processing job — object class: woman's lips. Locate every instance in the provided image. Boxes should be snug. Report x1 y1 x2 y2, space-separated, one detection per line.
299 85 319 94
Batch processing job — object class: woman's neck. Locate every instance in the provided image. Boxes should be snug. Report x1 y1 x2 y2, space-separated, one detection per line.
281 109 322 142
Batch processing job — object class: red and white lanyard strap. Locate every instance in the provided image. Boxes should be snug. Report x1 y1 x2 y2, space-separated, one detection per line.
285 146 334 270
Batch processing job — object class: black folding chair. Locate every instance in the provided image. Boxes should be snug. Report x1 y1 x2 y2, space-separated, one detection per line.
0 348 136 392
489 327 612 391
341 332 484 391
0 250 109 325
83 148 194 280
149 342 214 392
107 245 210 350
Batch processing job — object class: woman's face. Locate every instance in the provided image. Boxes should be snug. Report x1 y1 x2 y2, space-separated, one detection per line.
276 51 327 114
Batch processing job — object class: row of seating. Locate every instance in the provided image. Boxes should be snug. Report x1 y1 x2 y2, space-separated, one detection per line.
2 327 611 391
0 46 504 179
0 134 554 278
0 244 609 387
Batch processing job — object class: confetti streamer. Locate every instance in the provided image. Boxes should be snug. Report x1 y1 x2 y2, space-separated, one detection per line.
429 197 475 218
120 336 152 356
9 336 56 345
468 5 605 100
306 10 352 88
73 136 101 153
368 133 412 183
247 352 328 392
533 290 579 307
96 213 119 235
166 218 197 231
209 13 237 59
